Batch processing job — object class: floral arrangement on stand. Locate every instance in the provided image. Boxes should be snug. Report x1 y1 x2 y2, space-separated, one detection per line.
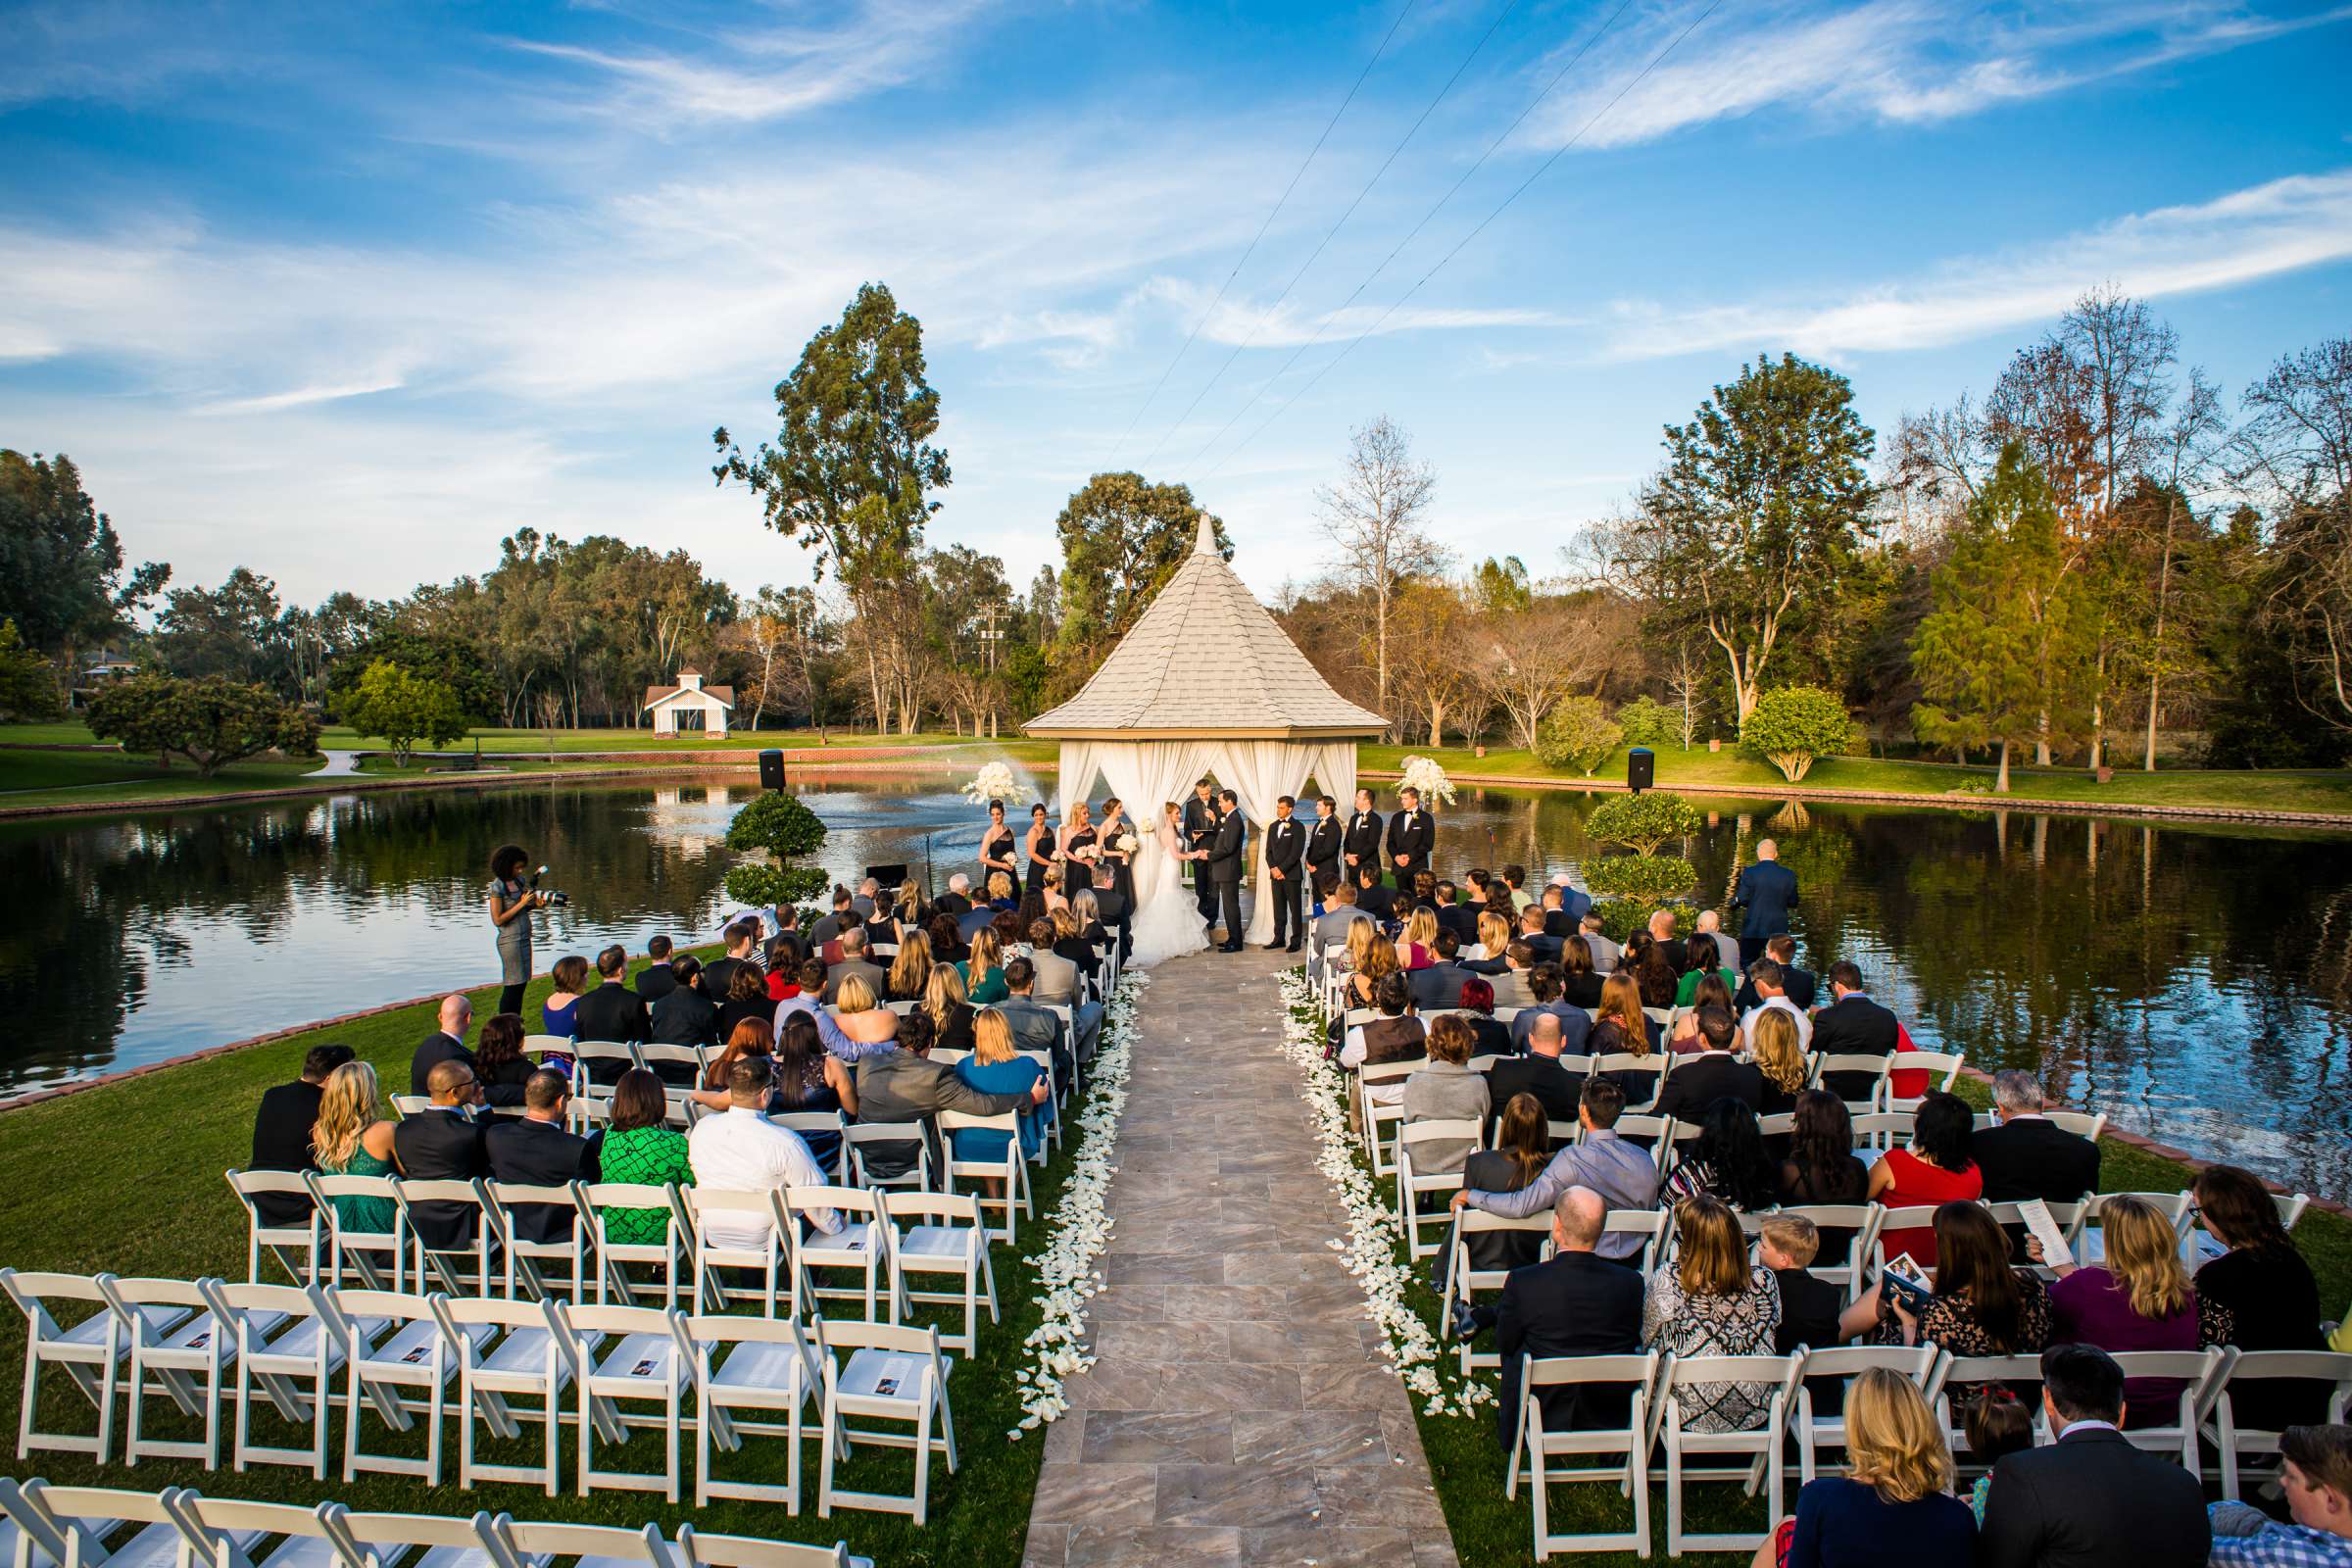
961 760 1018 806
1009 968 1147 1437
1395 755 1457 807
1274 966 1492 1421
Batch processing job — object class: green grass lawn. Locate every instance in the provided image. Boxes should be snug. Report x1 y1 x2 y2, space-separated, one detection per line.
1283 984 2352 1567
0 952 1100 1567
0 745 327 808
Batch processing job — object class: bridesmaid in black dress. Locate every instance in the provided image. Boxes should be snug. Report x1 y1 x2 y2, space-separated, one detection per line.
979 800 1018 892
1098 797 1136 906
1060 800 1099 883
1022 803 1054 898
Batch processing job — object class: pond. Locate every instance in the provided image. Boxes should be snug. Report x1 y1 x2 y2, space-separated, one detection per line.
5 773 2349 1202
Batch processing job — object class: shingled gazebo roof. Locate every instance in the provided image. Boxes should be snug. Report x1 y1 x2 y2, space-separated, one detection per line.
1026 514 1388 741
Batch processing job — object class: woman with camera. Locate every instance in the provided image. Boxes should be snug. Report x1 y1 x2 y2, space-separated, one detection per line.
487 844 550 1014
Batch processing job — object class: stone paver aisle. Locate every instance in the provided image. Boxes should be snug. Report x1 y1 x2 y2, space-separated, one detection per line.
1022 948 1458 1568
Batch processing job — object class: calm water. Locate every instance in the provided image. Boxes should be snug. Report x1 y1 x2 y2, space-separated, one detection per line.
4 774 2349 1200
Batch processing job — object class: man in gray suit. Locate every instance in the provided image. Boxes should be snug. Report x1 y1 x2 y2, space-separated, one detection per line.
997 956 1075 1091
854 1031 1045 1182
1208 789 1248 952
818 928 886 1004
1024 920 1102 1066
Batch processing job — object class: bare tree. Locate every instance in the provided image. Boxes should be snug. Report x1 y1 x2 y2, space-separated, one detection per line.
2233 335 2352 733
1389 579 1478 745
1315 416 1447 722
1664 638 1709 749
1472 596 1610 750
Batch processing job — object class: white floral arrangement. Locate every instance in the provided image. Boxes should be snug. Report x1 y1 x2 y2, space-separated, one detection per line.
1396 755 1456 806
1113 831 1139 856
961 760 1017 806
1009 969 1146 1436
1274 966 1493 1422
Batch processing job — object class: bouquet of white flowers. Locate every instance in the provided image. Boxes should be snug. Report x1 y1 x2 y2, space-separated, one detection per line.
1114 831 1139 856
1396 755 1456 806
961 760 1017 806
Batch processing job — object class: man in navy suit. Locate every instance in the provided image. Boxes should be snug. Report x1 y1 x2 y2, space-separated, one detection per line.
1729 838 1799 969
1208 790 1249 952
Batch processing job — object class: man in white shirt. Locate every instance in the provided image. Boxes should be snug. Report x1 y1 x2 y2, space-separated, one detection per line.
1740 957 1814 1051
687 1057 840 1250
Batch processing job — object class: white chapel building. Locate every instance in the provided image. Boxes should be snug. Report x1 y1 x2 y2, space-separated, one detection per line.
641 668 735 737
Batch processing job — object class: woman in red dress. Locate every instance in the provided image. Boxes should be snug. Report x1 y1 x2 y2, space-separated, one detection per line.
1868 1091 1982 1267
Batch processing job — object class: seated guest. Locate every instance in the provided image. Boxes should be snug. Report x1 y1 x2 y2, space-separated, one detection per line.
1556 934 1605 1008
1642 1196 1783 1433
1674 932 1738 1007
1589 972 1663 1103
1738 956 1814 1052
1515 903 1562 963
1401 1015 1491 1177
927 911 970 965
1624 930 1680 1009
1693 907 1740 974
762 933 806 1000
1024 921 1102 1066
633 937 677 1004
543 956 591 1039
997 956 1073 1103
2192 1164 2328 1428
1652 1005 1764 1121
983 871 1019 913
884 929 934 1004
594 1068 694 1245
2207 1423 2352 1567
1396 906 1441 969
1761 1367 1977 1568
1354 862 1397 925
1844 1200 2050 1359
1974 1070 2100 1205
936 873 973 917
1811 960 1899 1102
715 961 774 1044
694 1018 774 1108
1312 878 1362 950
1407 927 1474 1010
1976 1344 2211 1568
1463 908 1514 965
688 1057 840 1250
1962 1389 2037 1524
1454 976 1516 1059
1734 933 1815 1011
484 1068 599 1242
649 956 721 1048
1490 941 1540 1009
1435 880 1480 943
1578 910 1620 975
391 1057 488 1252
1668 972 1734 1054
1449 1078 1660 1261
1488 1009 1584 1121
1538 883 1575 939
1779 1089 1870 1206
1050 906 1104 991
922 962 979 1055
472 1013 536 1115
957 887 1003 942
956 927 1008 1005
1501 863 1533 910
1760 1215 1843 1356
769 1010 855 1167
774 957 824 1031
816 974 901 1062
1509 962 1589 1054
2046 1193 2234 1426
703 920 764 999
1341 972 1426 1108
575 945 653 1047
855 1021 1046 1182
1460 1094 1554 1278
412 994 479 1097
1748 1006 1809 1121
952 1007 1049 1164
1490 1186 1645 1450
809 887 857 947
311 1059 397 1235
820 928 887 1005
250 1043 354 1224
1869 1091 1982 1266
1664 1097 1779 1211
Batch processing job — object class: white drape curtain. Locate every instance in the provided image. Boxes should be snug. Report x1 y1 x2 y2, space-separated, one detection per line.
1059 739 1211 919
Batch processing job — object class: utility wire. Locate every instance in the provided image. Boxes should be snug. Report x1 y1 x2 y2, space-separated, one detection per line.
1103 0 1421 467
1184 0 1640 468
1207 0 1727 475
1137 0 1526 468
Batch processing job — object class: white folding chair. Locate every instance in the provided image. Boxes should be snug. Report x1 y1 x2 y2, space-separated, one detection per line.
634 1044 709 1090
1394 1121 1484 1262
579 1184 693 1310
1590 1054 1665 1115
1655 1117 1706 1176
2071 1190 2193 1264
391 1097 437 1118
437 1294 572 1495
339 1287 495 1484
390 1180 498 1298
786 1187 894 1327
553 1300 691 1502
1505 1351 1658 1560
1601 1210 1670 1275
225 1170 321 1286
3 1269 164 1464
1981 1200 2086 1282
767 1115 851 1185
1881 1050 1964 1113
1017 1047 1063 1154
333 1508 516 1568
1439 1210 1553 1375
1871 1206 1942 1270
842 1123 933 1195
2201 1349 2352 1498
688 1190 790 1318
523 1034 573 1060
1847 1111 1915 1154
498 1520 677 1568
688 1313 836 1514
1660 1352 1805 1557
1788 1345 1939 1482
304 1174 409 1294
2 1480 235 1568
1355 1058 1419 1177
487 1182 590 1303
674 1524 866 1568
935 1113 1031 1245
103 1275 241 1469
815 1320 956 1525
1772 1204 1884 1302
1810 1053 1892 1116
2109 1348 2232 1469
212 1281 363 1479
163 1494 343 1568
570 1043 643 1100
2043 1110 2106 1143
879 1191 998 1356
1925 1352 2050 1469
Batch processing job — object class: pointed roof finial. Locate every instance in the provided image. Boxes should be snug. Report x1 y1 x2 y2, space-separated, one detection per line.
1193 510 1217 556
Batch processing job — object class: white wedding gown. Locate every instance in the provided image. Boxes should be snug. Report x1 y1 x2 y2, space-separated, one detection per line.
1128 819 1209 967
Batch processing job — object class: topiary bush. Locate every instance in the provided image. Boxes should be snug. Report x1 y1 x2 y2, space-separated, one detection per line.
1581 854 1699 901
1584 791 1703 857
722 791 831 912
1740 685 1858 782
1532 695 1623 776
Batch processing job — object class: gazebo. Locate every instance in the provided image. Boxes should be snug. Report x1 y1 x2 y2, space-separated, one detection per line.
1026 514 1388 944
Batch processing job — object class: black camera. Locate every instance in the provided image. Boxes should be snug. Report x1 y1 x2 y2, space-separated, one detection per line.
530 864 570 908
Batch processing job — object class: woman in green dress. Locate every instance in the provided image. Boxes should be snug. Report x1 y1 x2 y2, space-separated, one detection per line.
313 1060 398 1233
595 1068 693 1247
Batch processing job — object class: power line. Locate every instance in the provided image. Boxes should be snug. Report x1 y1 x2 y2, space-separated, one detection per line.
1137 0 1527 468
1103 0 1421 467
1208 0 1727 475
1184 0 1640 468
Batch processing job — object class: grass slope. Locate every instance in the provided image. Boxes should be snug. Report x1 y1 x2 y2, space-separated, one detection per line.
0 746 327 808
0 953 1092 1568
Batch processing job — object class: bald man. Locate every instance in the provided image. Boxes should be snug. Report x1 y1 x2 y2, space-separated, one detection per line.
392 1057 489 1253
1488 1184 1644 1449
1731 837 1800 969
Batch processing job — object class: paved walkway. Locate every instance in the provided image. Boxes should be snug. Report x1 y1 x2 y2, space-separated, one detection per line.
1022 946 1457 1568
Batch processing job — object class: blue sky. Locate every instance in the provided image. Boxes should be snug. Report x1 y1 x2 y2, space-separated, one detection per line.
4 0 2350 610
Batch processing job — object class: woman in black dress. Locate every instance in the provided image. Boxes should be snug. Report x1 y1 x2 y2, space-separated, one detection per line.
472 1012 534 1120
979 799 1019 893
1097 797 1136 907
1059 800 1098 884
2191 1164 2328 1428
1021 803 1054 898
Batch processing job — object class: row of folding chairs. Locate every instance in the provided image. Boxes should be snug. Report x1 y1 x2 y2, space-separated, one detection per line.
0 1477 870 1568
1505 1342 2352 1559
219 1176 1002 1348
2 1271 963 1522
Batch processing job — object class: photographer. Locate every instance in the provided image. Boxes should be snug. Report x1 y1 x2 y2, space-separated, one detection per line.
487 845 550 1014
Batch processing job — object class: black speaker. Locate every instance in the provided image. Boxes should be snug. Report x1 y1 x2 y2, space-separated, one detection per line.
864 863 909 889
1627 747 1654 794
758 749 786 791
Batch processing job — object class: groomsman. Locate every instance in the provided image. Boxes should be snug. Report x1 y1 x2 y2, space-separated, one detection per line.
1343 788 1384 884
1183 778 1221 925
1208 790 1248 952
1388 786 1434 879
1263 796 1306 952
1305 795 1342 898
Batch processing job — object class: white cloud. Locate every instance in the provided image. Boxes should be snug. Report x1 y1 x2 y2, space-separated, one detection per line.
1142 274 1580 348
1596 167 2352 360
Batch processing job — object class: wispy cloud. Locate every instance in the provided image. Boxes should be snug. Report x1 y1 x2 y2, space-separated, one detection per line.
1519 0 2352 149
1143 274 1581 348
1596 168 2352 359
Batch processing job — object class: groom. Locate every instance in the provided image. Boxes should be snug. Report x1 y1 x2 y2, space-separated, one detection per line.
1208 788 1248 953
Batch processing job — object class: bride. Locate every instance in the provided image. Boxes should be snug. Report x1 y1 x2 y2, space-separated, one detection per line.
1128 800 1210 967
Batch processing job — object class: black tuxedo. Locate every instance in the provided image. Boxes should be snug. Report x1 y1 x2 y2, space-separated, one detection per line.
1976 1427 2210 1568
1184 796 1221 919
1208 810 1247 947
573 980 652 1046
1494 1250 1645 1448
1437 902 1481 943
484 1118 600 1243
1485 1054 1584 1125
1264 815 1306 947
1386 808 1433 878
1810 993 1899 1102
411 1032 473 1098
1651 1052 1766 1123
1342 809 1384 878
634 962 678 1004
1304 813 1342 891
392 1108 488 1251
250 1080 325 1226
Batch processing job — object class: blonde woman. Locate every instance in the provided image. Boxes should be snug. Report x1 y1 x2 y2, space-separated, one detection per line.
886 928 933 1003
1642 1196 1781 1433
1396 906 1440 970
922 961 977 1054
951 1007 1047 1165
313 1061 397 1233
2045 1193 2235 1424
1348 920 1400 1011
1468 909 1513 962
985 870 1017 909
1753 1366 1974 1567
1747 1005 1810 1117
960 926 1009 1004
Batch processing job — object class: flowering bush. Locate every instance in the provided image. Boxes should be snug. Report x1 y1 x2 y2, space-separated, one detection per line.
961 760 1018 806
1396 755 1457 806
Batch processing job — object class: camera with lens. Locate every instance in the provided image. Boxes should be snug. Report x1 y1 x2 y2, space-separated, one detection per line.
529 864 570 908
